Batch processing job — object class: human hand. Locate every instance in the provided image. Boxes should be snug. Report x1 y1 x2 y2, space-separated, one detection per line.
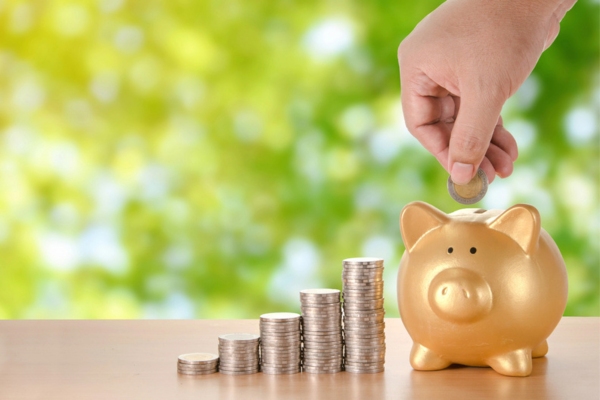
398 0 576 184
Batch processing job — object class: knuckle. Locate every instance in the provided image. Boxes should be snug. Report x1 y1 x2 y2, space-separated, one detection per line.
452 132 488 156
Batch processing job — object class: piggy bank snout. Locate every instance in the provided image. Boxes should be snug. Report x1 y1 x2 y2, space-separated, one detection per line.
428 268 492 323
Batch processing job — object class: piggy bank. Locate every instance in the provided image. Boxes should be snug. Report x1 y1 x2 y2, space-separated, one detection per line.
397 201 568 377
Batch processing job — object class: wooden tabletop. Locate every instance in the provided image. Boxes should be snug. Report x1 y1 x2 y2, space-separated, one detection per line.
0 317 598 400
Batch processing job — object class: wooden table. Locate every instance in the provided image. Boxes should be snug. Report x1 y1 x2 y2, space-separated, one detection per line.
0 317 597 400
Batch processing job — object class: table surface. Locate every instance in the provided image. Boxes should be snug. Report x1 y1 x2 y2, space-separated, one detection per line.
0 317 598 400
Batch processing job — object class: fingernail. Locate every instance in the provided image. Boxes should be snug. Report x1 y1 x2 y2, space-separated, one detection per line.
451 162 474 185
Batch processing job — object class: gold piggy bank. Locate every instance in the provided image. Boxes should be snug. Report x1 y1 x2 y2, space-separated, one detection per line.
397 201 568 377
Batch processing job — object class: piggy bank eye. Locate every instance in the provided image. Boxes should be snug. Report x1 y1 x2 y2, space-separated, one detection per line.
447 247 453 254
470 247 477 254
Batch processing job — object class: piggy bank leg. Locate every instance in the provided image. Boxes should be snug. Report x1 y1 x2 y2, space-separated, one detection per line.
532 340 548 358
487 349 532 377
410 343 451 371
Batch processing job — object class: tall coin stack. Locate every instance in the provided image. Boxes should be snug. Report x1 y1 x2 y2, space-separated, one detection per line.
177 353 219 375
299 289 343 374
342 257 386 373
218 333 260 375
259 313 302 374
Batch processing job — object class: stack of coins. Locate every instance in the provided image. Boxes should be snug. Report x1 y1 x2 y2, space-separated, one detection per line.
300 289 343 374
177 353 219 375
342 257 386 373
218 333 260 375
259 312 302 374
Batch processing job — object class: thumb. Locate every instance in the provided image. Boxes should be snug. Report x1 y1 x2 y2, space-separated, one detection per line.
449 91 505 185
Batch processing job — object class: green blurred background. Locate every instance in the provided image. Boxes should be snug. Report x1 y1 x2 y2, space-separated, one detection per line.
0 0 597 319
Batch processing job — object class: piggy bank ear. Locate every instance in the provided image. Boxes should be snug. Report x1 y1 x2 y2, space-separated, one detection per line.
400 202 448 252
488 204 541 254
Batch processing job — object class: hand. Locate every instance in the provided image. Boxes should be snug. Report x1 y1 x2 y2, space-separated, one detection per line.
398 0 576 184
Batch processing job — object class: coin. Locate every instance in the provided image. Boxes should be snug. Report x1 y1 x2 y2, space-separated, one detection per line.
219 369 260 375
218 333 260 342
177 368 218 375
447 167 488 204
303 366 342 374
261 368 300 375
260 312 301 322
177 353 219 365
343 257 384 266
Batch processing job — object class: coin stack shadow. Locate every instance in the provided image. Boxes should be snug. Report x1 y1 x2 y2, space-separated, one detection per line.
218 333 260 375
259 313 302 374
342 257 386 373
300 289 343 374
177 353 219 375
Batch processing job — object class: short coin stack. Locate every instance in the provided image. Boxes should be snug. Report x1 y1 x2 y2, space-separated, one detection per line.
299 289 343 374
218 333 260 375
259 312 302 374
342 257 386 373
177 353 219 375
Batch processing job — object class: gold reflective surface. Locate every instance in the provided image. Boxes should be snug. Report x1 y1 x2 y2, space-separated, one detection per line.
398 201 568 377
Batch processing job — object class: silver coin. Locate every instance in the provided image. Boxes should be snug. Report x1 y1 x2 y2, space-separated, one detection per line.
343 299 385 307
301 311 341 317
218 350 259 357
176 364 219 373
343 282 384 290
218 333 260 342
345 350 386 357
260 322 301 329
303 361 343 369
342 270 384 277
177 353 219 365
260 365 301 371
261 368 300 375
303 366 342 374
344 366 384 374
261 351 301 358
300 288 340 295
260 337 300 344
343 287 384 293
343 311 385 318
303 344 344 351
343 257 384 265
342 276 383 283
300 302 342 308
260 312 301 321
302 314 342 320
343 288 384 294
343 327 385 335
260 330 300 336
304 335 343 343
177 368 218 375
344 335 385 342
218 347 259 354
343 338 386 345
344 317 385 325
344 361 385 369
343 345 386 353
303 354 343 361
219 369 260 375
447 167 488 204
218 360 259 367
303 342 344 349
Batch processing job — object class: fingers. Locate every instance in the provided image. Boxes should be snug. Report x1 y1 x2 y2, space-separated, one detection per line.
401 74 453 158
448 90 506 184
491 118 518 161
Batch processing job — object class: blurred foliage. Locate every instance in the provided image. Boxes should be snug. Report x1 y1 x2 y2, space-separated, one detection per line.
0 0 597 319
